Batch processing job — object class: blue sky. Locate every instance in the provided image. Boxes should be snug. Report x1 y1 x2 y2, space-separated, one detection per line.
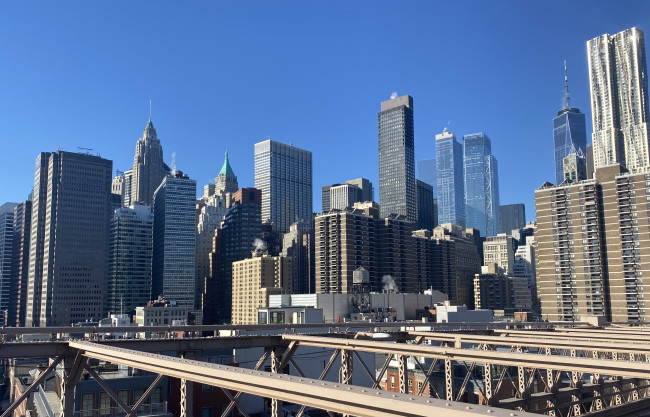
1 1 648 221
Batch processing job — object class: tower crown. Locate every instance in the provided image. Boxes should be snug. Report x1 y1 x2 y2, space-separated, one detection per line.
219 151 236 177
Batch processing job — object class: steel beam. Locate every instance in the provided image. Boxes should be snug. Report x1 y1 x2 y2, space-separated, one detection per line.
69 341 538 417
283 335 650 379
0 356 62 417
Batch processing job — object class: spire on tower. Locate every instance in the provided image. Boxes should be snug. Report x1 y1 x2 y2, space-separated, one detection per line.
564 60 571 109
149 99 152 122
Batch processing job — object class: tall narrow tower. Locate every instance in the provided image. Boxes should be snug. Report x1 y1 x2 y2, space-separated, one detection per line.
463 133 500 237
436 129 465 226
378 94 416 222
553 61 587 183
129 117 166 206
588 27 649 172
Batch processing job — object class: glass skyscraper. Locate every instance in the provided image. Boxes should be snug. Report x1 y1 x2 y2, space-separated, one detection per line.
254 140 312 233
378 95 416 222
553 62 587 184
463 132 499 237
435 130 465 226
152 171 197 309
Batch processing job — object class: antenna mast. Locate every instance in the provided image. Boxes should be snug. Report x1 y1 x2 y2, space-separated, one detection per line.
564 60 571 109
149 99 152 121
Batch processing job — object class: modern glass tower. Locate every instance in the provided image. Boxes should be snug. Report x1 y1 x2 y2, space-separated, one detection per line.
254 140 312 233
463 132 499 237
378 95 416 222
107 204 153 316
152 171 197 309
588 27 649 173
0 203 17 325
553 61 587 184
436 130 465 226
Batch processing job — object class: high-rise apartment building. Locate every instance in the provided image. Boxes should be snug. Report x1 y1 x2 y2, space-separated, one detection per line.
588 27 649 173
128 118 167 206
282 220 315 294
202 188 262 324
463 132 499 237
378 95 416 222
513 235 536 311
254 140 312 233
0 203 17 325
417 158 436 197
10 200 31 327
152 171 197 309
107 204 153 316
553 62 587 185
415 180 437 230
231 253 292 324
536 164 650 322
26 151 112 327
436 130 465 226
498 203 526 235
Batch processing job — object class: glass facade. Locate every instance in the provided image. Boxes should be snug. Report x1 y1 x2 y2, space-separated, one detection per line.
463 132 500 237
152 172 197 308
254 140 312 233
107 204 153 315
553 109 587 184
435 131 465 226
378 95 416 222
417 158 436 197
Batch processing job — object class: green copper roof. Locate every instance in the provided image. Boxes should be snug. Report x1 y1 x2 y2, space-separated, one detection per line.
219 151 235 177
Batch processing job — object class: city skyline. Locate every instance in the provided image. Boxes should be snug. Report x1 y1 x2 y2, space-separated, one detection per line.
0 2 648 220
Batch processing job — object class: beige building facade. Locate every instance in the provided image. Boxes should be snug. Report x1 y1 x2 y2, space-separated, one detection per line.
231 253 292 324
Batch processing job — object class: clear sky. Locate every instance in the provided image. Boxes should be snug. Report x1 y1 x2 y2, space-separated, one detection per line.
1 1 648 221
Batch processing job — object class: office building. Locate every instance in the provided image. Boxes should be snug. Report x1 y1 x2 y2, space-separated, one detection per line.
202 188 262 324
282 220 315 294
417 158 436 197
436 130 465 226
378 95 416 222
128 117 168 206
474 264 531 312
9 200 31 327
483 233 516 275
536 164 650 322
431 224 482 308
588 27 649 173
563 147 587 183
135 297 189 326
415 180 437 230
586 145 594 179
107 204 153 316
345 178 374 202
321 184 339 213
329 183 362 211
0 203 17 324
152 171 197 309
498 204 526 235
463 132 500 237
26 151 112 327
553 61 587 185
215 151 239 195
513 235 537 311
254 140 312 233
232 253 292 324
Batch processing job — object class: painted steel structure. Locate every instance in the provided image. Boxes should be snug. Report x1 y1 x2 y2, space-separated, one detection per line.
3 323 650 417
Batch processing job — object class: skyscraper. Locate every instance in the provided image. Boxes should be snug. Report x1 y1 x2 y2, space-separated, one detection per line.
553 61 587 185
254 140 312 233
378 95 416 222
215 151 239 195
26 151 113 327
152 171 197 309
463 132 500 237
10 200 31 327
0 203 17 325
417 158 436 197
588 27 649 173
436 130 465 226
499 203 526 234
107 204 153 316
415 180 436 230
128 117 167 206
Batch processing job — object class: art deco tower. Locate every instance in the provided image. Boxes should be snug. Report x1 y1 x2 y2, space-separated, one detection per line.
129 117 166 206
588 27 649 172
215 151 238 194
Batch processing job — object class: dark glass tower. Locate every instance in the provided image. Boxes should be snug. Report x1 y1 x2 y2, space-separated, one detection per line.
378 95 416 222
553 61 587 184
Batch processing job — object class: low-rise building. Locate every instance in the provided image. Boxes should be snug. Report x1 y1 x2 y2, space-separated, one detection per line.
135 297 189 326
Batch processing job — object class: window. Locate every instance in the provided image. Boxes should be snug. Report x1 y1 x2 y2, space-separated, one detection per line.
99 392 113 417
202 384 214 392
81 393 95 417
201 407 214 417
118 390 130 407
390 375 395 389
